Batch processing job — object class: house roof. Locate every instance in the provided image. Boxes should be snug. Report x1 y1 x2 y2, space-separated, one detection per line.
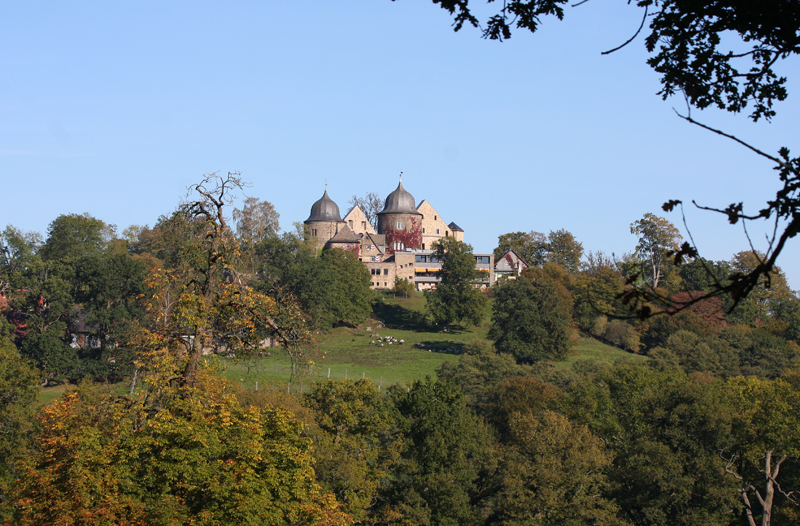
378 177 422 216
306 187 343 222
327 224 359 244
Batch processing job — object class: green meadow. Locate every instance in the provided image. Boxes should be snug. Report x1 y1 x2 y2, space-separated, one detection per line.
42 291 643 400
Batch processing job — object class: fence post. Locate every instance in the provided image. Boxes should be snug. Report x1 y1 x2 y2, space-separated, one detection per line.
255 381 258 391
345 369 348 380
362 372 365 379
327 367 331 379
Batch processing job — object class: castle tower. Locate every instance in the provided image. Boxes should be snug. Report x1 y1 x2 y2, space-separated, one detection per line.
304 187 345 250
377 174 423 252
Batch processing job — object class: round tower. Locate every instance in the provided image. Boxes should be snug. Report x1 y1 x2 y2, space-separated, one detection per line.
304 187 345 250
377 174 423 252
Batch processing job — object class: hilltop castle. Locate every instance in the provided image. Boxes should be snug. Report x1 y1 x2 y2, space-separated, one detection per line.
303 176 491 290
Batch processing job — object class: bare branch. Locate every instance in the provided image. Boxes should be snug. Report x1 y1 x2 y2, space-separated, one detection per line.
602 5 648 55
673 110 786 167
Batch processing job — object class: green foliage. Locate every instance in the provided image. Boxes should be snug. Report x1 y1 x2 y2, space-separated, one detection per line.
630 213 682 290
436 339 532 411
232 196 280 243
130 210 204 269
302 379 402 523
484 375 562 441
591 316 642 353
391 276 414 298
545 228 583 274
254 236 375 330
494 231 548 267
489 276 572 364
722 374 800 524
565 365 739 525
40 213 108 262
0 339 39 516
491 410 628 526
494 229 583 274
320 248 376 326
425 238 488 327
385 377 496 525
8 368 352 525
648 330 739 377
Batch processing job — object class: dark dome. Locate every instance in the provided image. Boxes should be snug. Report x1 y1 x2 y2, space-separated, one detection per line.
305 188 342 222
379 179 421 215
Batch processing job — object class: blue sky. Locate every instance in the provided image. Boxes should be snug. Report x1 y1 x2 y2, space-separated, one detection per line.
2 1 798 288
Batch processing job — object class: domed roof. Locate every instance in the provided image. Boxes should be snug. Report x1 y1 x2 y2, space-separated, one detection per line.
378 176 422 216
305 188 343 222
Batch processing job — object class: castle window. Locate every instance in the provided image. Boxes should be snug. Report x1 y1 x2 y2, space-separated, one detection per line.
312 229 317 236
446 231 449 237
397 221 404 229
434 215 437 221
422 243 426 250
349 220 353 228
422 228 425 233
361 221 366 229
384 269 389 275
435 229 439 234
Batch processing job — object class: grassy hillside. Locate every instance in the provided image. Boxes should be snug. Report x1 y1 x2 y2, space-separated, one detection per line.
41 291 644 400
218 291 644 391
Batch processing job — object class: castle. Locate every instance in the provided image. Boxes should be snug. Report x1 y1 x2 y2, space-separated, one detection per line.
304 176 493 290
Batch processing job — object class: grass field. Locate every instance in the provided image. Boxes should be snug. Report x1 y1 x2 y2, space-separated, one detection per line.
41 291 644 400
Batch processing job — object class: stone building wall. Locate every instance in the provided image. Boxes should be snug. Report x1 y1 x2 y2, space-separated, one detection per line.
416 200 453 250
305 220 343 251
343 205 377 237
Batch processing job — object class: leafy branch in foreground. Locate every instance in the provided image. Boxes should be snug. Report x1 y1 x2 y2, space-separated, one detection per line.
618 117 799 319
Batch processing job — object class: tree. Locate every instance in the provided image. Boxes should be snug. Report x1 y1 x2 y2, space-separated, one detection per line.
0 226 41 299
40 213 107 262
436 339 533 412
232 196 280 243
137 172 313 386
7 365 352 525
72 249 148 380
253 236 375 330
348 192 384 227
0 338 39 519
722 375 800 526
630 213 682 290
383 377 496 525
494 229 582 272
565 365 740 525
726 251 793 325
319 248 375 326
302 379 402 523
494 231 547 267
489 275 572 364
423 0 798 122
545 228 583 275
391 275 414 298
419 0 800 313
490 410 628 526
425 238 488 327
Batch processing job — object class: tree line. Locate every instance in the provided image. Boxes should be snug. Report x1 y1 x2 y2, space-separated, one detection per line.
1 173 800 524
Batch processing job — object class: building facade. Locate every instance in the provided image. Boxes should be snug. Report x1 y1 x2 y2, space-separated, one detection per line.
304 175 488 290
